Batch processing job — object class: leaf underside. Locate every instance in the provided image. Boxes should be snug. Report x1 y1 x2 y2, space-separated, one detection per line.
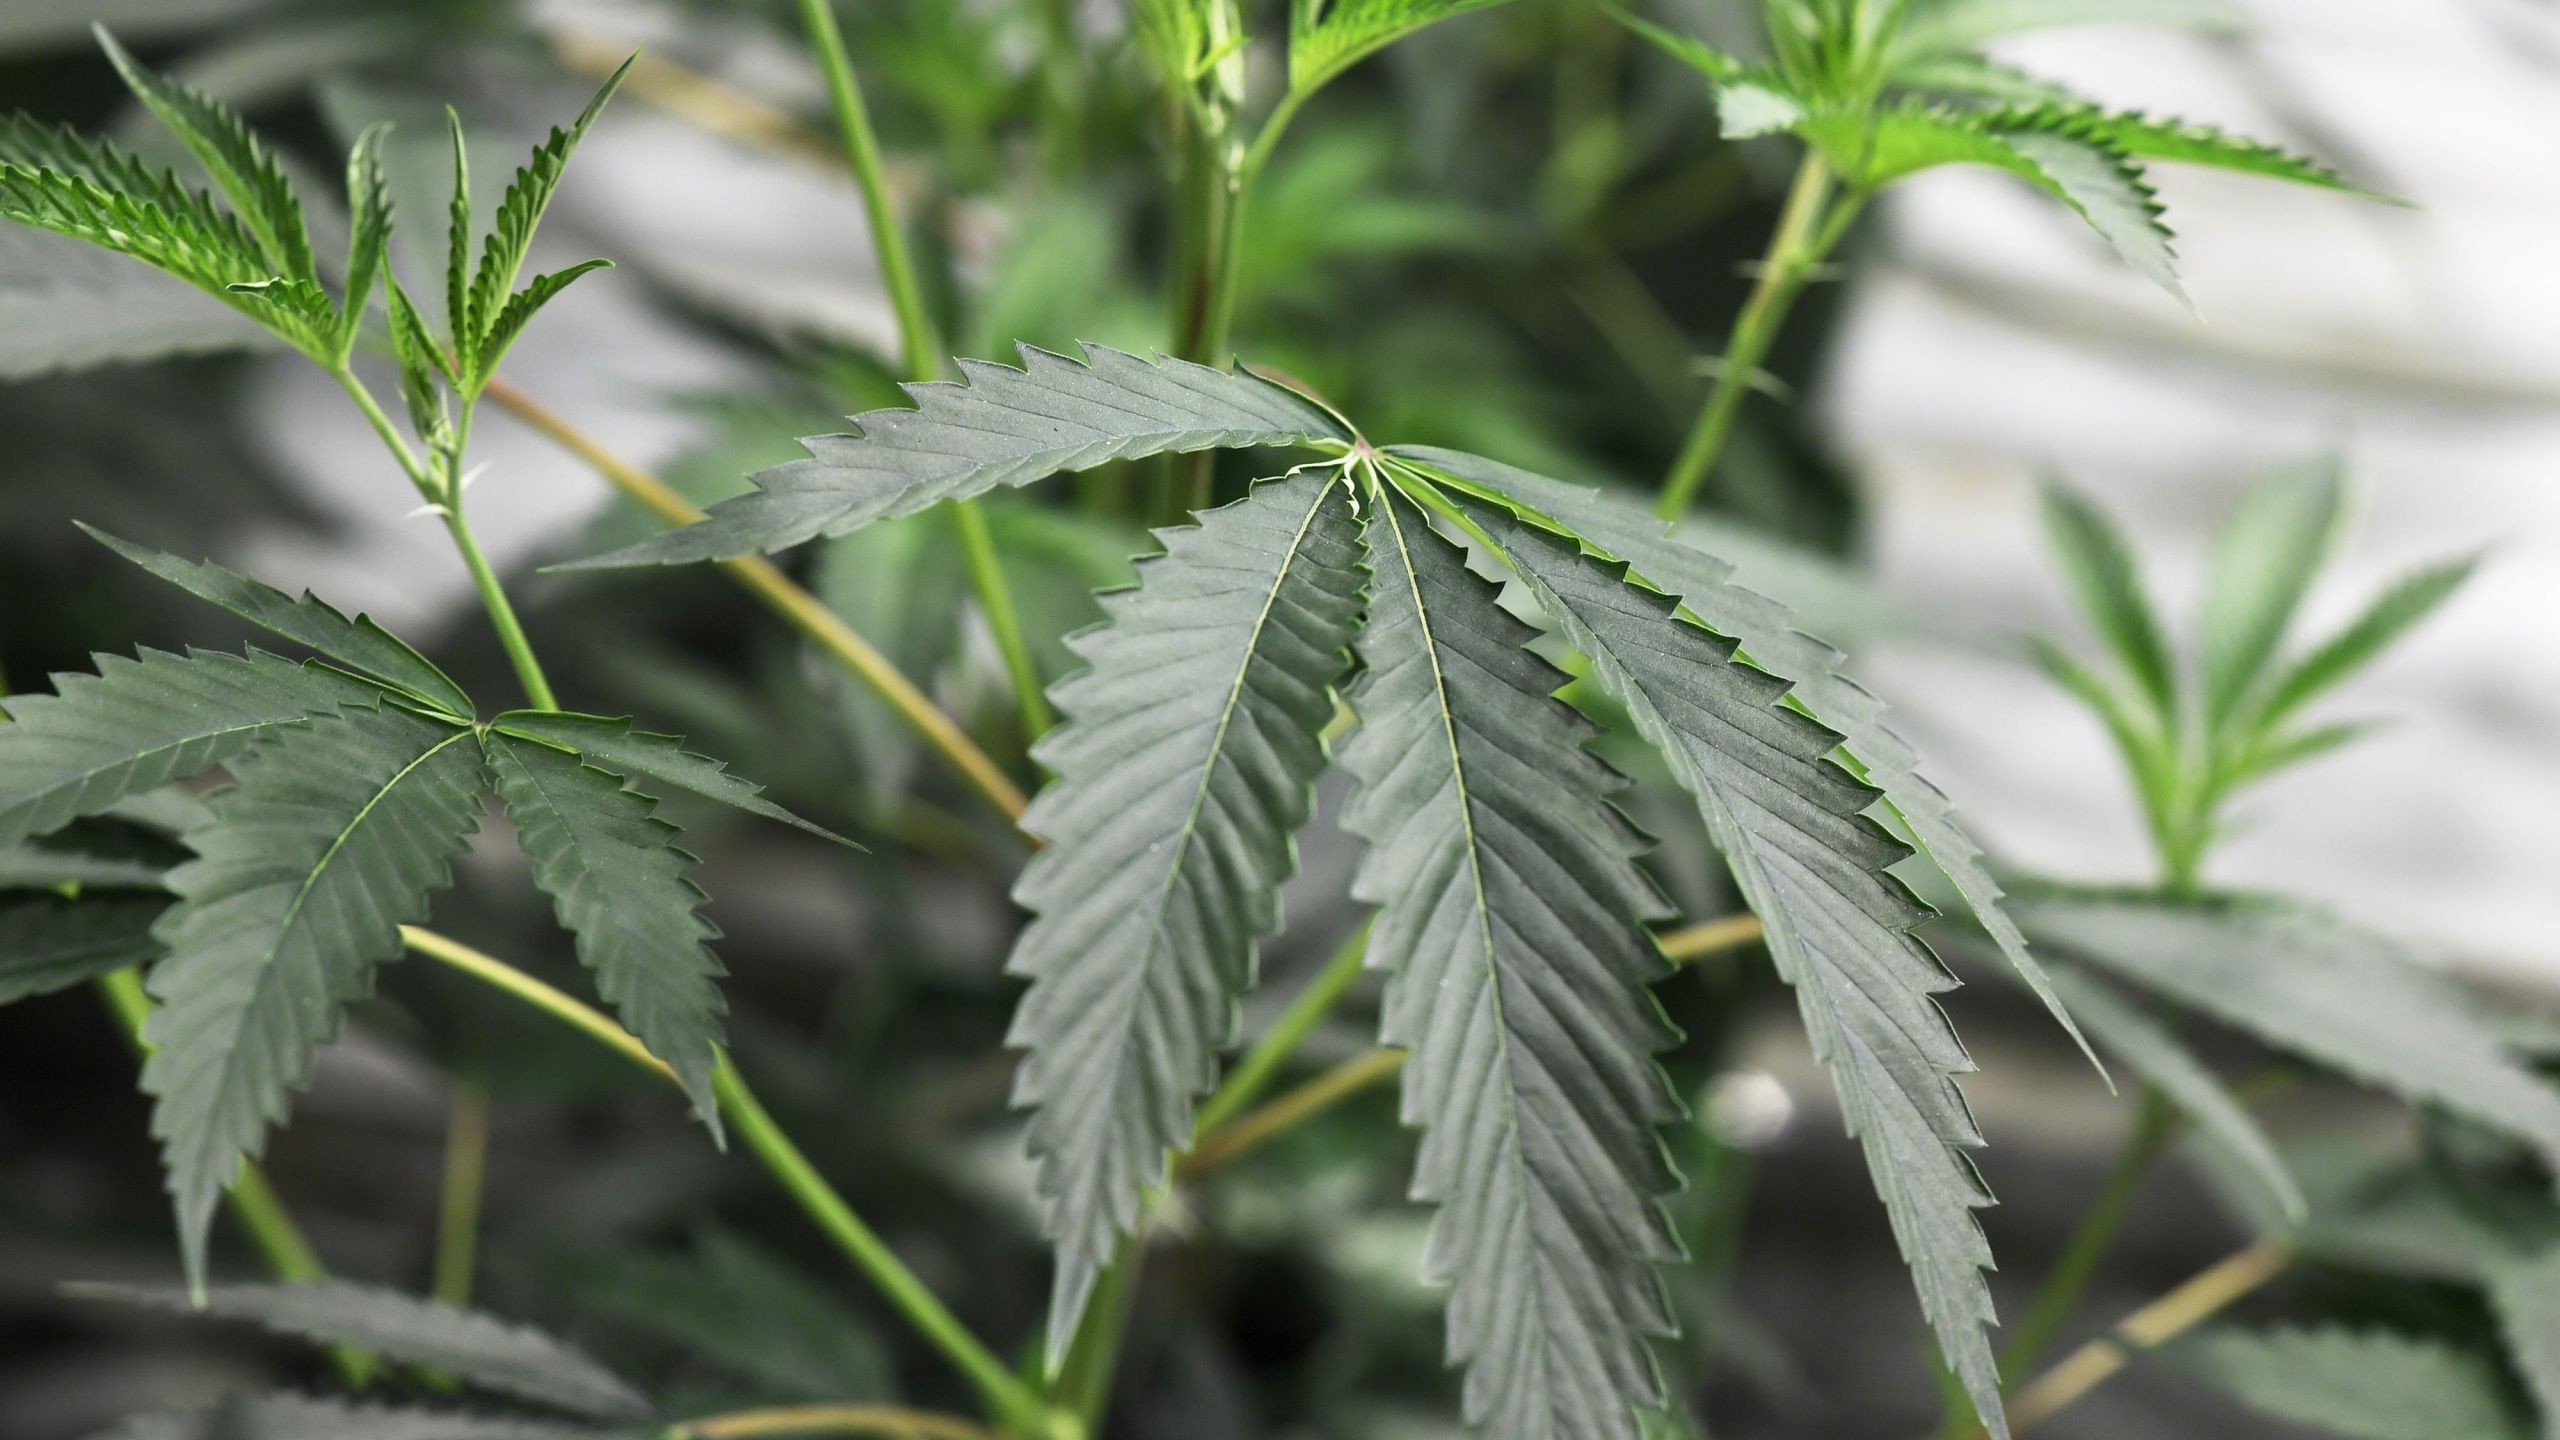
76 1281 653 1421
569 344 1351 568
1343 485 1682 1440
1478 512 2009 1436
1009 469 1366 1350
487 731 728 1138
142 705 486 1287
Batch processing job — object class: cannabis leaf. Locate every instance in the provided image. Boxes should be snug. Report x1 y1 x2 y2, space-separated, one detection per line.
1011 469 1366 1349
2199 456 2346 732
1342 481 1683 1440
1290 0 1518 93
143 704 488 1289
75 1282 654 1420
0 649 381 853
96 26 315 286
0 893 166 1005
453 59 630 382
1466 502 2008 1433
1889 0 2246 62
86 1394 622 1440
2171 1326 2534 1440
487 730 728 1139
486 712 852 847
2040 481 2173 716
567 344 1350 567
2488 1248 2560 1437
2020 894 2560 1187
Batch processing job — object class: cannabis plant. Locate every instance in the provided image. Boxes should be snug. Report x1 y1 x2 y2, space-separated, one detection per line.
0 6 2550 1440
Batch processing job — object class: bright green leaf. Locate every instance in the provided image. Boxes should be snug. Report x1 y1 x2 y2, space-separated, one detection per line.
336 121 391 360
1289 0 1518 94
459 56 632 374
1890 0 2246 62
2257 555 2476 730
469 256 610 390
97 25 316 283
2199 455 2346 731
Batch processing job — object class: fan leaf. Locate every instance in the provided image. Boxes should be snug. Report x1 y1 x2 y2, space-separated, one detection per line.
566 344 1351 568
2040 480 2173 719
486 711 850 848
458 57 631 375
2171 1325 2533 1440
1889 0 2246 61
486 731 727 1141
81 527 472 717
83 1392 621 1440
1341 482 1681 1440
336 121 391 361
142 706 487 1288
96 26 316 283
75 1282 652 1421
469 257 610 391
1290 0 1518 93
2200 456 2347 731
0 647 383 853
2488 1248 2560 1440
0 893 167 1005
1009 469 1366 1349
1471 507 2008 1435
2257 555 2476 731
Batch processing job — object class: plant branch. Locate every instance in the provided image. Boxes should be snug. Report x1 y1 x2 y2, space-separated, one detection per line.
440 503 558 710
478 378 1028 822
1192 923 1371 1136
952 498 1053 742
398 927 1051 1431
431 1079 490 1307
1655 152 1857 518
670 1405 1000 1440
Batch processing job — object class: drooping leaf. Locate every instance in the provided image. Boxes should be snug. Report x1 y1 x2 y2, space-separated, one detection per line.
2040 480 2173 717
2256 555 2476 730
469 257 611 390
2199 456 2346 731
83 1392 620 1440
567 345 1351 568
142 705 487 1287
486 712 851 848
1341 482 1682 1440
1289 0 1518 94
2020 894 2560 1188
97 25 316 283
1472 505 2008 1434
0 648 380 852
2046 963 2303 1221
2487 1248 2560 1440
2169 1326 2532 1440
486 730 727 1140
1009 469 1366 1349
0 893 167 1004
1889 0 2246 62
1385 447 2098 1080
81 527 472 717
75 1282 653 1421
457 56 631 373
336 121 391 360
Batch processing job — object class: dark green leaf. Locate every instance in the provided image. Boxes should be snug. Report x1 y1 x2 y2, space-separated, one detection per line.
1342 483 1681 1440
0 892 166 1004
486 731 726 1141
1011 470 1366 1349
2170 1326 2531 1440
2487 1248 2560 1438
565 345 1351 568
83 1392 620 1440
487 712 852 849
142 706 486 1288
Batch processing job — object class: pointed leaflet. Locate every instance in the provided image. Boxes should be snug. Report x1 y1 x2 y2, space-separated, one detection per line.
2040 481 2174 718
82 528 472 717
0 648 382 852
1008 470 1365 1348
2018 894 2560 1189
1472 508 2007 1435
2200 456 2346 730
77 1282 651 1421
487 712 851 848
459 56 631 372
486 731 727 1140
1290 0 1520 93
96 26 316 284
1889 0 2246 61
568 345 1351 568
1341 484 1681 1440
85 1394 621 1440
336 121 391 361
143 705 487 1287
2488 1248 2560 1440
470 257 611 390
2257 555 2476 729
1386 446 2098 1078
1607 13 1806 138
2044 964 2303 1221
2012 106 2376 196
0 894 167 1005
2172 1326 2534 1440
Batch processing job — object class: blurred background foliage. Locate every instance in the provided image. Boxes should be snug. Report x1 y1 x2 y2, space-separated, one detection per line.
2 2 2556 1438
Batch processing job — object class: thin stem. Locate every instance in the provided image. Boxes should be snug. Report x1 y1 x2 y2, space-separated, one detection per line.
1999 1088 2176 1385
1192 924 1371 1137
672 1405 1000 1440
1181 1048 1408 1179
441 505 558 711
1052 1235 1142 1432
794 0 938 383
952 500 1053 742
431 1080 491 1307
1655 153 1852 519
331 366 433 492
479 378 1028 822
400 928 1051 1433
1961 1242 2292 1439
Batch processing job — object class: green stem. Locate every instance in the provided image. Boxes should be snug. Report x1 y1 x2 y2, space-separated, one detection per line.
1052 1234 1142 1431
1655 153 1856 519
795 0 1050 749
96 969 371 1383
1193 923 1371 1137
953 499 1053 743
432 1080 490 1307
400 928 1053 1434
332 366 434 492
441 503 558 711
713 1052 1052 1433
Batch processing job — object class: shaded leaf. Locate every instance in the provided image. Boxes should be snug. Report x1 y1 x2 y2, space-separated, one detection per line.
486 731 726 1140
142 706 486 1287
77 1283 652 1421
487 712 850 848
83 1392 618 1440
1009 470 1365 1348
2170 1326 2531 1440
0 893 167 1004
1342 483 1681 1440
567 344 1350 568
